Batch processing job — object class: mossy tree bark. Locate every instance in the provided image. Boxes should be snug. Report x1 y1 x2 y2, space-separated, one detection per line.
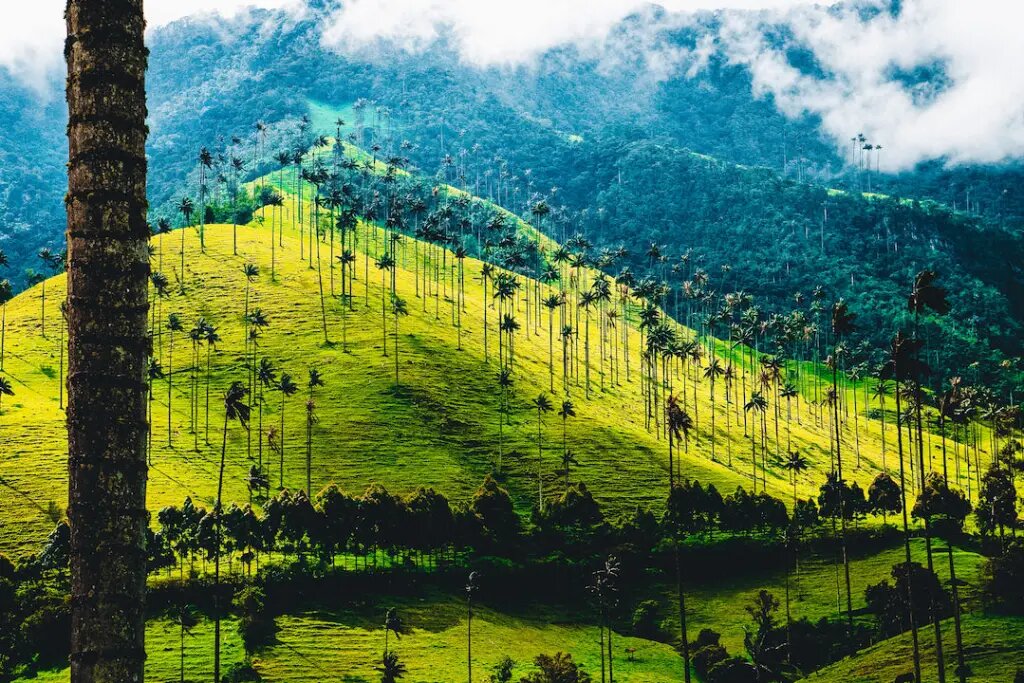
65 0 150 681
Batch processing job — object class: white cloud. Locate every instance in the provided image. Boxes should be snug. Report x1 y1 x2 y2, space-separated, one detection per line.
5 0 1024 169
320 0 1024 169
0 0 301 89
712 1 1024 169
320 0 814 67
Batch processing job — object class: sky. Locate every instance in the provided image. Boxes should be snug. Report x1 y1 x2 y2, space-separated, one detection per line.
4 0 1024 170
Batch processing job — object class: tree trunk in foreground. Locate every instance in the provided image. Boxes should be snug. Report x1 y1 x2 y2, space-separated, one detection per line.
66 1 150 681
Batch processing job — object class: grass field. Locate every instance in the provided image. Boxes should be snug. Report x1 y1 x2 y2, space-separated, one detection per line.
803 612 1024 683
15 538 996 682
21 594 683 683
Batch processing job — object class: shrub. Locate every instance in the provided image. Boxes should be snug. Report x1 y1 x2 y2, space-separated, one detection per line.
631 600 664 640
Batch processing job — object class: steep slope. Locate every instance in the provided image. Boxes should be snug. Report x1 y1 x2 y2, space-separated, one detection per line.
0 174 980 560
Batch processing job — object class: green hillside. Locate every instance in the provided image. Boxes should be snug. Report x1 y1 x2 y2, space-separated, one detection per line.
0 160 995 560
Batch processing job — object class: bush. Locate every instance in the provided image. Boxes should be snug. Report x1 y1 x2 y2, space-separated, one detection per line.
221 661 262 682
865 562 951 637
631 600 664 640
981 541 1024 614
519 652 592 683
692 629 728 679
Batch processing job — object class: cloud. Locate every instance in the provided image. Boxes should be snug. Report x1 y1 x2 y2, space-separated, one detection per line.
711 1 1024 169
320 0 1024 170
0 0 302 90
320 0 811 67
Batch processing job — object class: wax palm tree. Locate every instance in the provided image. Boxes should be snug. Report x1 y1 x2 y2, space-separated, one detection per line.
579 290 598 397
466 571 479 683
256 358 277 472
378 651 407 683
203 323 222 445
214 381 250 682
783 452 809 507
36 248 61 338
0 376 13 414
173 603 198 683
383 607 404 658
392 296 409 384
532 393 553 510
830 299 857 632
242 263 259 345
907 270 951 682
164 313 184 446
0 277 11 372
197 147 213 253
229 156 245 255
704 358 725 461
666 392 694 683
276 373 299 488
177 196 194 292
543 294 562 391
305 369 325 494
496 368 513 472
558 399 576 487
376 252 396 354
881 331 925 682
500 314 521 373
745 391 768 490
780 383 798 452
146 358 164 462
480 262 495 361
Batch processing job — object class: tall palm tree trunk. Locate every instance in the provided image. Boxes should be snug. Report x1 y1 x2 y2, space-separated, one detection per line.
66 1 150 680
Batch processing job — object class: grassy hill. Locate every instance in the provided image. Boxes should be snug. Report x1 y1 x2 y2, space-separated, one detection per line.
802 612 1024 683
0 161 993 561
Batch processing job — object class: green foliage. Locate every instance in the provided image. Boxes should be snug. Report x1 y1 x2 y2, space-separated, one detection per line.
518 652 592 683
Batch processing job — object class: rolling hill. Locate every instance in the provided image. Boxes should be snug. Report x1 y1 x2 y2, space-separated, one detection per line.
0 157 984 560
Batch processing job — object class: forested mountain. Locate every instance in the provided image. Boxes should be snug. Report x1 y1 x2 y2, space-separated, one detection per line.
1 4 1023 390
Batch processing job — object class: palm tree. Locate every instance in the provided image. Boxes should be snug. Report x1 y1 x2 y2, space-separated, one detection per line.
242 263 259 345
666 393 694 683
203 323 221 445
256 358 277 472
543 294 562 392
704 358 725 461
177 196 194 292
229 156 245 255
376 252 396 354
908 270 951 682
305 369 325 490
532 393 553 510
383 607 404 658
0 375 13 414
830 299 857 632
173 603 198 683
276 373 298 488
198 147 213 253
496 368 513 472
873 376 891 471
378 651 407 683
882 331 925 683
0 277 11 372
745 391 768 490
146 358 164 462
466 571 479 683
215 381 250 682
392 296 409 384
37 248 61 338
164 313 184 447
558 399 576 487
65 3 149 676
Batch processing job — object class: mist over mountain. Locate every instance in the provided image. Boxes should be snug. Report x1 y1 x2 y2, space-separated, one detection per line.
1 2 1023 386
